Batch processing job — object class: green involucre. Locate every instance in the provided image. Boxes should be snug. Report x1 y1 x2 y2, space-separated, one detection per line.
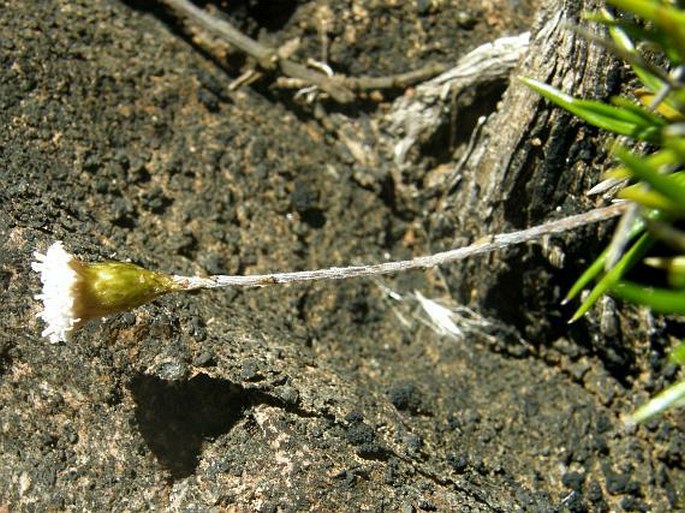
74 261 181 320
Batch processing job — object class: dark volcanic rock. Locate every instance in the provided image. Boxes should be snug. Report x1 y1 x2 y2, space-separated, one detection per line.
0 1 681 511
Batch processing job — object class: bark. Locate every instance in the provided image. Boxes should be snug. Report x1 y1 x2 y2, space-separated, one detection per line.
417 0 662 377
438 1 620 335
456 0 610 230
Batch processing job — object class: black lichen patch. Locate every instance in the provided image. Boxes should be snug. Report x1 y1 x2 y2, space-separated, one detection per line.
344 411 387 460
291 180 326 229
388 382 426 415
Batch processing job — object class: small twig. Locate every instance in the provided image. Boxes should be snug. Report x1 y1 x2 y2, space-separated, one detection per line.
278 59 354 103
162 0 275 67
172 203 628 291
160 0 448 103
449 114 488 192
340 63 450 92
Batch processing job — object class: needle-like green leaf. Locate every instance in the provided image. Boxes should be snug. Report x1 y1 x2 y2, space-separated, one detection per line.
602 8 666 94
563 247 609 305
618 185 682 213
570 233 654 322
611 280 685 314
608 0 685 63
564 216 647 304
629 380 685 424
614 147 685 214
520 77 663 142
603 148 677 181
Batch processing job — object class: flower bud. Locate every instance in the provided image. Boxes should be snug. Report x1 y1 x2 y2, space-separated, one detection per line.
32 241 181 343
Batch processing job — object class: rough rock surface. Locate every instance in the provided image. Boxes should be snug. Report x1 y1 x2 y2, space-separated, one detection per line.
1 1 682 511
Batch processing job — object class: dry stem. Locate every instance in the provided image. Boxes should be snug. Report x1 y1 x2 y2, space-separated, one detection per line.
172 203 627 291
161 0 448 103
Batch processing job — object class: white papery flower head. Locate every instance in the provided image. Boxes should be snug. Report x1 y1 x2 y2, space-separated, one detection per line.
32 241 81 343
32 241 180 343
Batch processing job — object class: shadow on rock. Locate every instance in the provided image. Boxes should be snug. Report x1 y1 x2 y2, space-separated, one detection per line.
129 373 248 479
